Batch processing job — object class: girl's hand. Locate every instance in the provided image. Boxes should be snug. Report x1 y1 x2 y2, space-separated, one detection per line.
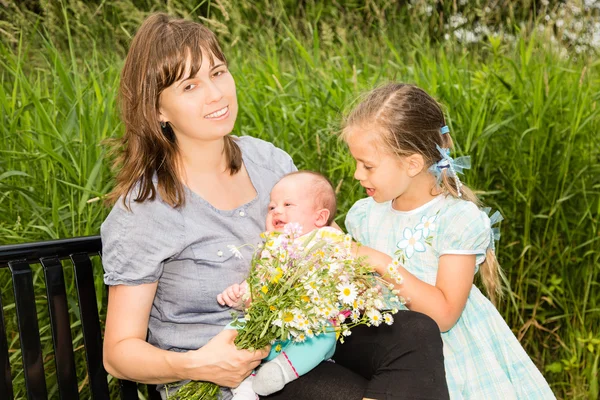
217 281 248 309
184 329 269 387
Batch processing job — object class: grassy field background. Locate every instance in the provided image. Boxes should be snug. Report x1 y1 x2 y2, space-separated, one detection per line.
1 1 599 399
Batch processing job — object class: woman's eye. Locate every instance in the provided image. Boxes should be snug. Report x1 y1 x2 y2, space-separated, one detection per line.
284 203 292 207
184 84 196 91
364 165 373 170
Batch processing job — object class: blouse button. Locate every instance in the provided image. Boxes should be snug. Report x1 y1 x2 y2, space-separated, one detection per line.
239 211 246 217
217 250 223 257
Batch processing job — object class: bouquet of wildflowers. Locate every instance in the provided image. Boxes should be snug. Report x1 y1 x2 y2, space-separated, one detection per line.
167 224 405 400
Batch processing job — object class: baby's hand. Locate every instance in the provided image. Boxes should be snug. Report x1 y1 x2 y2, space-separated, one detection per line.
217 281 249 309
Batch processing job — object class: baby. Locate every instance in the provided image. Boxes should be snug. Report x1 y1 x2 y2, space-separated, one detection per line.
218 171 342 399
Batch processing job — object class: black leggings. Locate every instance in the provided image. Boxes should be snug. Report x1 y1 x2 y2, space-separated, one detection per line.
263 311 449 400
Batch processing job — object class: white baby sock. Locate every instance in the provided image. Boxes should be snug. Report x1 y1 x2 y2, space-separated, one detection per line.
231 375 259 400
252 354 299 396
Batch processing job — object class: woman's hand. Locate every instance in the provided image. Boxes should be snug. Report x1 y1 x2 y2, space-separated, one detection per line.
184 329 269 387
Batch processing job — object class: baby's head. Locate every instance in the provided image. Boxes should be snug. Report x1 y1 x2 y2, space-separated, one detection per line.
266 171 337 234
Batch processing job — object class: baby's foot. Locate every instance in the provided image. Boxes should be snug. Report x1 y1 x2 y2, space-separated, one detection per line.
253 354 298 396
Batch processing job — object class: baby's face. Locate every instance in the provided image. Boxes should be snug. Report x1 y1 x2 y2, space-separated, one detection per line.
266 176 320 234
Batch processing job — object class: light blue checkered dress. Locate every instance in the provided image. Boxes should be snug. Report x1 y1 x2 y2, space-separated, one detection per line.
345 195 555 399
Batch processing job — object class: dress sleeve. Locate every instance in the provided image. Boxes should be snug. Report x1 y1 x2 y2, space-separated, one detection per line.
100 198 184 286
344 198 371 246
434 200 491 268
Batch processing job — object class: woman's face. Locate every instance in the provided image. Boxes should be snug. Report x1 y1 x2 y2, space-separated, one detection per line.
159 51 238 144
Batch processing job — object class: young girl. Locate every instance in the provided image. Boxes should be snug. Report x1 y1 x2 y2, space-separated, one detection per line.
342 83 555 399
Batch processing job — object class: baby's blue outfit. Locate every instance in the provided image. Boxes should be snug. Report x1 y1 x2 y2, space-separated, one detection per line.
346 195 555 400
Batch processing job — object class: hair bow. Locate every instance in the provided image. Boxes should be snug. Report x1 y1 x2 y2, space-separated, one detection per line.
428 145 471 197
482 208 503 253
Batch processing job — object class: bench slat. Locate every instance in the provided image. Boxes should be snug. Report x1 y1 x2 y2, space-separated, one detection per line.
120 379 139 399
8 260 48 399
0 287 15 399
41 257 80 399
71 253 110 400
147 383 162 400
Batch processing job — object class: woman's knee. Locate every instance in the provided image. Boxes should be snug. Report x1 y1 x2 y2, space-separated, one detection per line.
395 311 442 343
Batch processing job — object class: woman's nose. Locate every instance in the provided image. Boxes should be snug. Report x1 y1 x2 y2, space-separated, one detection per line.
205 80 224 103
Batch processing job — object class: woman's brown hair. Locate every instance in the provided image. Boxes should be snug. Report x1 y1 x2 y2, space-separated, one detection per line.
341 83 503 304
107 13 242 208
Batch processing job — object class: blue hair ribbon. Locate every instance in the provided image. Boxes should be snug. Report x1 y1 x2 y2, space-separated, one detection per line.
482 207 503 253
440 125 450 135
428 145 471 197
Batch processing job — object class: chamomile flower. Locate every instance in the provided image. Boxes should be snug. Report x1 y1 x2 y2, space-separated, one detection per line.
337 282 358 305
366 309 383 327
228 245 243 259
384 313 394 325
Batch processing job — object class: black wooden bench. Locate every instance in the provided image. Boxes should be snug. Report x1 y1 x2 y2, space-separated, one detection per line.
0 236 162 400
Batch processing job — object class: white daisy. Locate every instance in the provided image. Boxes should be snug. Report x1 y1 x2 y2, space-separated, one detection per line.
396 228 426 259
366 309 383 327
337 282 358 305
227 245 243 259
415 214 437 237
384 313 394 325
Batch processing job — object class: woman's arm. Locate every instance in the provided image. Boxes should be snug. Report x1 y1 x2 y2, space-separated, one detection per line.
357 246 475 332
103 283 268 386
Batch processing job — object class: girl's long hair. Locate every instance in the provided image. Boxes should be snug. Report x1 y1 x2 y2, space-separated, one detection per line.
107 13 241 208
341 83 502 304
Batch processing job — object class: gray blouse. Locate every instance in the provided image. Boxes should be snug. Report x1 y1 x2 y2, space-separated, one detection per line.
101 136 296 355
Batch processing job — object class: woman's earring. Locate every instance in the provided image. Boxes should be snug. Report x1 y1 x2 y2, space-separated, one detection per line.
160 121 175 142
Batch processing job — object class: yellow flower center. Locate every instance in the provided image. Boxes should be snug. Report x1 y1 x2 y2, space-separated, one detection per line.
283 313 294 322
409 238 416 245
261 285 268 294
343 288 351 296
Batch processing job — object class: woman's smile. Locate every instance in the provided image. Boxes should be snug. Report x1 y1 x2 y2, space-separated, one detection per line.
205 105 229 119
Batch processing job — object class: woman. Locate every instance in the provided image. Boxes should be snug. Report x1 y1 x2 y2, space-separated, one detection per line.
101 13 449 400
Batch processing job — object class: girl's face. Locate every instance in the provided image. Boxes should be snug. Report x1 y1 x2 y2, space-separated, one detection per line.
159 51 238 144
346 126 411 204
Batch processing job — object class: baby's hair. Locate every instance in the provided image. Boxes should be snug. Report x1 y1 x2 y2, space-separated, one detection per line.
341 83 502 304
283 171 337 226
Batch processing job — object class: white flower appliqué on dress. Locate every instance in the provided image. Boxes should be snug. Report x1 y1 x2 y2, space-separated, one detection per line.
415 214 437 237
396 228 426 259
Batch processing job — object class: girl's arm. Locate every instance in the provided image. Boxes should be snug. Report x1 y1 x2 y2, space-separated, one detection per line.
357 246 475 332
103 283 268 386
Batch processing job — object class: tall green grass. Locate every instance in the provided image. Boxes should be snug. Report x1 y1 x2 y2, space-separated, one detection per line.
1 1 599 399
